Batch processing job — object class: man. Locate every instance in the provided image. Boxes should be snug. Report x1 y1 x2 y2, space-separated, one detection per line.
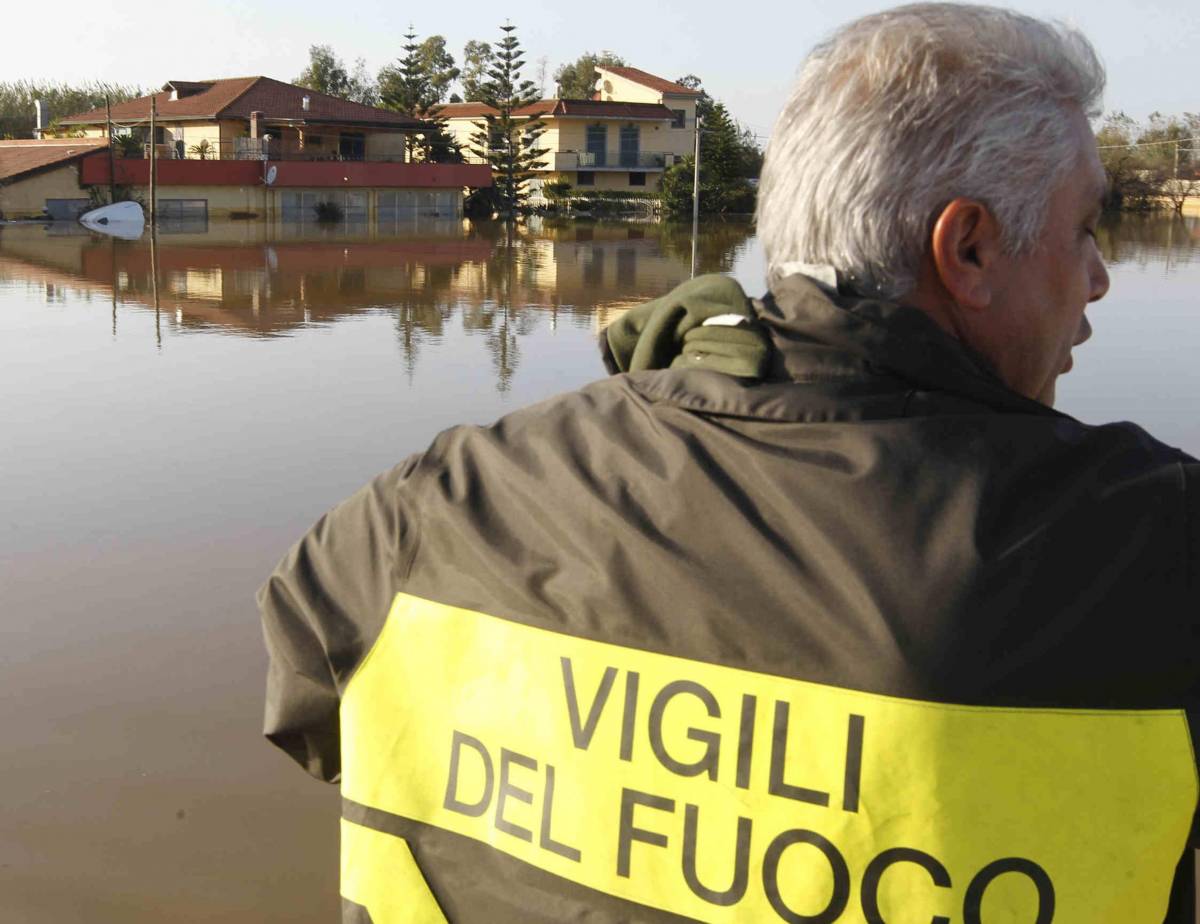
260 5 1199 922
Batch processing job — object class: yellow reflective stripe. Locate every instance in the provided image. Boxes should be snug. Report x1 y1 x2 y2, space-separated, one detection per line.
340 818 447 923
342 593 1198 923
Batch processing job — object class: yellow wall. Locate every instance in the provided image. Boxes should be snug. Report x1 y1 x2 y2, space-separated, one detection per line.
179 123 223 158
116 183 267 217
219 120 248 155
548 169 661 192
0 163 86 219
443 116 492 164
364 132 408 162
596 71 660 104
594 69 697 157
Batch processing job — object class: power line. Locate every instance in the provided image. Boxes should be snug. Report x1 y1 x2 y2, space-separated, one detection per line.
1097 134 1200 150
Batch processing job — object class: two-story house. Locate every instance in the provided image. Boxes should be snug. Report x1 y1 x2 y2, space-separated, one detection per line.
439 66 701 195
52 78 491 221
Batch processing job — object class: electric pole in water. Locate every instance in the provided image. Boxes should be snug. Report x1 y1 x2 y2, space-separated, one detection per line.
149 95 158 227
691 115 702 278
105 95 116 205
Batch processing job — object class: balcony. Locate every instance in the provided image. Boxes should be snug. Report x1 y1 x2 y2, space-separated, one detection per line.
551 151 670 171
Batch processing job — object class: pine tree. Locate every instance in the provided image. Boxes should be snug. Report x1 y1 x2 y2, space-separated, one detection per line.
468 23 548 216
379 28 463 163
379 28 434 117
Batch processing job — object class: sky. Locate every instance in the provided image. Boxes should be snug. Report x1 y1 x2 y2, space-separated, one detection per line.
4 0 1197 141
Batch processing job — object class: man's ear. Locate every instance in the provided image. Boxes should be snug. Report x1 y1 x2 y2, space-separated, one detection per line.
928 198 1003 311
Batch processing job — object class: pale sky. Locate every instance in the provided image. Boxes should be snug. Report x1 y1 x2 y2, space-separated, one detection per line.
5 0 1197 140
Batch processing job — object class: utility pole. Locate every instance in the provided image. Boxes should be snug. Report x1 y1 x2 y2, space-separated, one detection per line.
691 114 702 278
105 95 116 205
149 94 158 227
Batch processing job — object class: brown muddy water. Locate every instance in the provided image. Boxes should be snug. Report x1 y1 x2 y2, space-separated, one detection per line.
1 213 1198 922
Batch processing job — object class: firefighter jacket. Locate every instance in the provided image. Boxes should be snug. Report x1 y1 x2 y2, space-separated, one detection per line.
259 271 1200 924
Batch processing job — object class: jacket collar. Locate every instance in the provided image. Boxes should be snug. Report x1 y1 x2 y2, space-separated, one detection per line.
631 272 1064 422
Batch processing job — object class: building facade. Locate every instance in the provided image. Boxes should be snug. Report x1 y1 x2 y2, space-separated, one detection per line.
439 66 701 195
46 78 489 220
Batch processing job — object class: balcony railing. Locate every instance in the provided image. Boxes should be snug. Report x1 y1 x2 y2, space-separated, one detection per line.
552 151 670 170
117 138 415 163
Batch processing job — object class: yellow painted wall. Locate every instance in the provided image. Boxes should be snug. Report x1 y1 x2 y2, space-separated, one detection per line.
535 118 679 169
443 116 493 164
365 132 408 162
549 169 661 192
179 123 223 158
596 71 659 104
299 129 335 157
0 163 86 218
122 184 267 216
219 120 249 155
658 99 697 158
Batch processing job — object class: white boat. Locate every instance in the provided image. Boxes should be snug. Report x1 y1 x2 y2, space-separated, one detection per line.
79 201 145 240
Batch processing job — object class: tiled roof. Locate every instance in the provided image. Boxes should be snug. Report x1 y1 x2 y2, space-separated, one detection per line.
0 138 108 182
596 66 702 97
59 77 423 129
434 102 500 119
516 99 675 120
441 99 674 121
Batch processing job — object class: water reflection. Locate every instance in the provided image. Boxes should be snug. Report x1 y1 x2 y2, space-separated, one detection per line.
0 216 756 390
1 210 1198 924
1098 212 1200 267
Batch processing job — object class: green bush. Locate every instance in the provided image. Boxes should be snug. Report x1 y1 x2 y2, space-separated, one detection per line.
313 200 344 223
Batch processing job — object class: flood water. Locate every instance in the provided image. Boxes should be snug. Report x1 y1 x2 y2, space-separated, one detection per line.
1 212 1198 922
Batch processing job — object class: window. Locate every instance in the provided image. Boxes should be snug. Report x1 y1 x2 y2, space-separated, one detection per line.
306 134 324 146
577 171 595 187
628 172 646 187
339 133 366 160
585 124 607 167
281 190 367 222
44 199 90 221
671 109 686 129
377 189 462 222
619 124 640 167
158 199 208 219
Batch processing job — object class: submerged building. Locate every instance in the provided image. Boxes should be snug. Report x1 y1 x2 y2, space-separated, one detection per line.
1 77 490 221
439 65 701 196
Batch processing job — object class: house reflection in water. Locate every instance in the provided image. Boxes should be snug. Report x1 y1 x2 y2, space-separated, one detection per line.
0 217 754 389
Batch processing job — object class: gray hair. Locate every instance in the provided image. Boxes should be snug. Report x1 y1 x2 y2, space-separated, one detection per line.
757 3 1105 300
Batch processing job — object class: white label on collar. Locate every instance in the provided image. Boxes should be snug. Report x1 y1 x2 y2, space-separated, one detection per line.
701 314 748 327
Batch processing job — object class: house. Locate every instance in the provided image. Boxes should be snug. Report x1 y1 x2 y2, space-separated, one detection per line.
0 139 109 220
59 77 425 162
49 78 491 221
438 66 701 195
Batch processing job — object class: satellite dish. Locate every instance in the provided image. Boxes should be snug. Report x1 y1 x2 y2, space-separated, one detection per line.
265 165 278 186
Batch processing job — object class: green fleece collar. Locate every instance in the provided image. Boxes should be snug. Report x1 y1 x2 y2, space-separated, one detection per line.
601 274 772 380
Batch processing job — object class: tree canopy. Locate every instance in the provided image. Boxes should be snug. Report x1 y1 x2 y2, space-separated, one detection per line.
553 52 625 99
659 93 761 217
0 80 144 139
460 41 495 103
380 32 460 112
294 45 378 105
1097 111 1200 213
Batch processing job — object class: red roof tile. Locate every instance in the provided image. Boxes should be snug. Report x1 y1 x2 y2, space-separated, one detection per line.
0 138 108 182
596 66 702 97
59 77 423 129
433 102 500 119
515 99 675 120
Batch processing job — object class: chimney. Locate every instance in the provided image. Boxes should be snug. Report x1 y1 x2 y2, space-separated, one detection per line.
33 99 47 138
302 95 310 112
250 110 263 137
